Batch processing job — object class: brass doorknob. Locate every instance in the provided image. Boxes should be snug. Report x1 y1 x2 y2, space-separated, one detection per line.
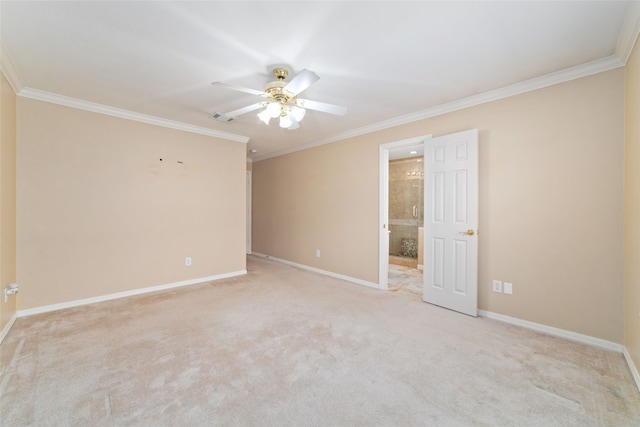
461 229 475 236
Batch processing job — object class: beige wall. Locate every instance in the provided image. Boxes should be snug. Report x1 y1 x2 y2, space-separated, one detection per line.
254 69 624 343
0 72 17 330
253 136 380 281
17 98 246 309
624 37 640 375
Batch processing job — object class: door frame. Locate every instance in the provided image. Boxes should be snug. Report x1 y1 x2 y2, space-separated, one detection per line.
246 170 252 254
379 135 431 289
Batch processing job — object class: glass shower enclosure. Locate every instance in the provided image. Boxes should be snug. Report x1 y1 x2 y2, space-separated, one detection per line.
388 156 424 267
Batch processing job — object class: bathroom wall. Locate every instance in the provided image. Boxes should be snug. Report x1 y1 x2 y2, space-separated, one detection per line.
389 156 423 257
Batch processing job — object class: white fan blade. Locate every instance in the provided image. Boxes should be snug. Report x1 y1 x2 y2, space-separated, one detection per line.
226 103 265 117
212 82 265 97
296 99 347 116
284 69 319 95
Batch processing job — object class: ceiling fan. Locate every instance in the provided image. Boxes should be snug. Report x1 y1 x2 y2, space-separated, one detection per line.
211 67 347 130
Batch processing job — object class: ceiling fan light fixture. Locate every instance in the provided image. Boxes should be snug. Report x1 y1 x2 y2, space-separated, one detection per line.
216 67 346 131
267 101 281 118
291 106 306 122
257 109 271 124
279 114 293 128
287 114 300 130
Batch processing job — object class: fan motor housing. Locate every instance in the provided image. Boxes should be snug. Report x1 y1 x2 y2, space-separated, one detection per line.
265 80 294 103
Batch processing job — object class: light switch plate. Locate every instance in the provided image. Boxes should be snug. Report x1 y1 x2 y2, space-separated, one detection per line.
504 282 513 294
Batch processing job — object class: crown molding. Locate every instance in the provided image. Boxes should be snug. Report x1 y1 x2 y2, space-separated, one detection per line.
0 41 24 94
615 0 640 64
252 55 623 162
18 87 250 143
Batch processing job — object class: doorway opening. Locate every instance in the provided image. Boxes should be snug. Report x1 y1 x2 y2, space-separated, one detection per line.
388 154 424 296
379 136 430 295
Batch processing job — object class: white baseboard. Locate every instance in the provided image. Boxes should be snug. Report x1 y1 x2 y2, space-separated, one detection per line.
623 346 640 392
0 312 18 344
251 253 380 290
478 310 623 353
18 270 247 318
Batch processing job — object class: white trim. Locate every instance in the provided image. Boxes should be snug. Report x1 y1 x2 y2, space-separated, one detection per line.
252 56 623 162
17 270 247 318
0 312 18 344
623 346 640 392
615 0 640 65
17 87 250 144
252 252 380 290
379 145 390 291
0 42 24 94
246 170 252 255
478 310 623 353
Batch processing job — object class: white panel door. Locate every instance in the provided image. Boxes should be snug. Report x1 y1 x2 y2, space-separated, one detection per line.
423 129 478 316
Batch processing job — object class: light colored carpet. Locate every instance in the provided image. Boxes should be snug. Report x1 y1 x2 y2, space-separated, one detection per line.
1 255 638 426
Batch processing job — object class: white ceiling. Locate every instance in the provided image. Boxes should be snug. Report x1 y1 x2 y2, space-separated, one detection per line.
2 1 639 161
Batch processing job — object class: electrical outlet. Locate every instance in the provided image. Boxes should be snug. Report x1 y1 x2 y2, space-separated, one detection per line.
492 280 502 293
185 257 192 266
315 249 321 258
504 282 513 294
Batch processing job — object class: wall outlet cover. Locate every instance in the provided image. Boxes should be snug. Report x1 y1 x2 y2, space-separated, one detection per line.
492 280 502 293
504 282 513 294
